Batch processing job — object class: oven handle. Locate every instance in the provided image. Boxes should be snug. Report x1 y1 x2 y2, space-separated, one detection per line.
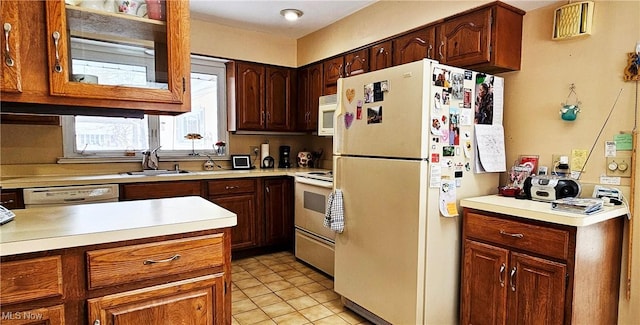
294 176 333 188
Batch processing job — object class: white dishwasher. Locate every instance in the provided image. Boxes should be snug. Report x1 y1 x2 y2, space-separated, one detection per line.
23 184 120 208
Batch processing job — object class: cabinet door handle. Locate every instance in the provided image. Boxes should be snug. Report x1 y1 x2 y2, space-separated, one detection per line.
143 254 181 265
266 111 271 122
500 230 524 239
438 41 444 60
3 23 14 67
509 266 517 292
94 320 101 325
260 111 265 125
427 44 433 59
52 31 63 73
499 263 506 287
265 186 270 194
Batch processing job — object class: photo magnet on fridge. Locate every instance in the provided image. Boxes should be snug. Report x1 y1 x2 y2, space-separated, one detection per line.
367 106 382 124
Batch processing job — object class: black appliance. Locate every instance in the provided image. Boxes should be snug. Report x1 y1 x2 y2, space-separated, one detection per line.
278 146 291 168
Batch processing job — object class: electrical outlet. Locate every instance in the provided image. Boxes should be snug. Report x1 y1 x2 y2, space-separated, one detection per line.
606 151 632 178
250 146 260 156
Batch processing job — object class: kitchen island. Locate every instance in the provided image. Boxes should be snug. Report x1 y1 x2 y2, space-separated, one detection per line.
460 195 627 324
0 196 237 325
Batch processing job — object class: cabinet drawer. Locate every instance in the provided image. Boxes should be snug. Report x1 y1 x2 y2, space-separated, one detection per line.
208 178 256 195
1 191 20 209
0 256 63 304
465 212 570 260
87 234 224 289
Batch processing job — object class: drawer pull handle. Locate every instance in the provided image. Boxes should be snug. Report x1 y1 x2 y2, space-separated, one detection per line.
225 186 239 190
500 230 524 239
143 254 181 265
510 266 517 291
499 263 506 287
94 320 101 325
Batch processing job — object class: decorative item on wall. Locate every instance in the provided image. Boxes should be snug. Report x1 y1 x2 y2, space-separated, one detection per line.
623 42 640 81
552 1 594 40
560 83 581 121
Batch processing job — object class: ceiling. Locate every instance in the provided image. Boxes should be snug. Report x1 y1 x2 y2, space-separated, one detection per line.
189 1 555 39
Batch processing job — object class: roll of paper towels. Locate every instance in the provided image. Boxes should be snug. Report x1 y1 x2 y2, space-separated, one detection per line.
260 143 270 166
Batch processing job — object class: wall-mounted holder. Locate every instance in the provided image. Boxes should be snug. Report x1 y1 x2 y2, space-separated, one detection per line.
560 83 581 121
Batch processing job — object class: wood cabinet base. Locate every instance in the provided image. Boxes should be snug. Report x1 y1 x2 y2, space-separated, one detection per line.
461 209 623 325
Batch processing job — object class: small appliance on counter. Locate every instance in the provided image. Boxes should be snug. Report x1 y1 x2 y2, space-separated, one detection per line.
278 145 291 168
523 175 581 201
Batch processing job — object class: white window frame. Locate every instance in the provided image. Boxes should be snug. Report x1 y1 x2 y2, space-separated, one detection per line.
60 55 228 163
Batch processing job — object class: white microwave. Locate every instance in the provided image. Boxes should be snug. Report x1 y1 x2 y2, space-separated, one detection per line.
318 94 337 136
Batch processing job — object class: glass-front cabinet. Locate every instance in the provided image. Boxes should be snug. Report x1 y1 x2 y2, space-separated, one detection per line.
45 0 188 105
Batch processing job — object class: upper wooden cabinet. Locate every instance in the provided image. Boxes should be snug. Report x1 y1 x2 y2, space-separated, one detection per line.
265 66 295 131
0 1 22 93
392 26 436 66
323 56 343 95
1 0 191 116
437 3 524 73
344 48 369 77
296 63 322 132
369 41 392 72
231 61 295 131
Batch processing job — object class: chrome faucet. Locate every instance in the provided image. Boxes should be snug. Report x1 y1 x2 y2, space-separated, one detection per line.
142 146 161 170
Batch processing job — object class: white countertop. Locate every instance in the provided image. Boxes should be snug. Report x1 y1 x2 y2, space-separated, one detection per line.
0 196 237 256
0 168 326 189
460 195 629 227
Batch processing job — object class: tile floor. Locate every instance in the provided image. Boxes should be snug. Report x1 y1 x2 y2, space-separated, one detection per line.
231 251 371 325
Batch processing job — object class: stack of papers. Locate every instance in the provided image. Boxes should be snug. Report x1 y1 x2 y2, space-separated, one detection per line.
551 197 604 215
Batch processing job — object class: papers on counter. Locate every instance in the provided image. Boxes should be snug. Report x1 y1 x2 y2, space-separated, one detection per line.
551 197 604 215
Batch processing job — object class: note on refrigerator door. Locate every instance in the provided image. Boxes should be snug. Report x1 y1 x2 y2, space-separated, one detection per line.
474 124 506 173
439 179 459 217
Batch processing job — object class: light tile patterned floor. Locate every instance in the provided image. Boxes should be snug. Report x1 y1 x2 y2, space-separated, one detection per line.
231 251 371 325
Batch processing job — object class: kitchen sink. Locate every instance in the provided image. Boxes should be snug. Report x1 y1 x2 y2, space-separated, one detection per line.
125 169 191 176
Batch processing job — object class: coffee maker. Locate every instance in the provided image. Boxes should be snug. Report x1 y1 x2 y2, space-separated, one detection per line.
278 146 291 168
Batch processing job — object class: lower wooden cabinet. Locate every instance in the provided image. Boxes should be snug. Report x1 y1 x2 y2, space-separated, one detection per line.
264 177 293 246
0 229 232 324
88 274 224 325
207 178 261 251
0 304 65 325
460 209 623 325
206 177 294 253
119 180 202 200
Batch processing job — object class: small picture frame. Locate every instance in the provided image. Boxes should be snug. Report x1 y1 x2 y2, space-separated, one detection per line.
519 155 539 175
231 155 252 170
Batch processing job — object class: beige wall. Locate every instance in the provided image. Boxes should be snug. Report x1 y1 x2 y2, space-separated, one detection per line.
190 18 297 67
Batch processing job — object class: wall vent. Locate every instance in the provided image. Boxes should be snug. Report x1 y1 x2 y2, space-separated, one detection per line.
552 1 594 40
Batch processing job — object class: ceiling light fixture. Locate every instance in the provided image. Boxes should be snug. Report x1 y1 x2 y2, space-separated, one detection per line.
280 9 303 22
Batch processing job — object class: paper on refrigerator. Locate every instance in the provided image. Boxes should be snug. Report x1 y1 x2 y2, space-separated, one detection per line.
474 124 506 173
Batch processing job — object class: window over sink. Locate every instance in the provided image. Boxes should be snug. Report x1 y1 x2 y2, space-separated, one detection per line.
61 55 228 162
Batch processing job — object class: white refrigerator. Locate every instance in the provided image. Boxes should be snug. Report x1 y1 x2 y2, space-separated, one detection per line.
332 59 502 324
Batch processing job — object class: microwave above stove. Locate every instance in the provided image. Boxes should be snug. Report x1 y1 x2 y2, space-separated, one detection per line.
318 94 337 137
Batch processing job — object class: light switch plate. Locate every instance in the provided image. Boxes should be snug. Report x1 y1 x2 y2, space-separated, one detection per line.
606 151 632 178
